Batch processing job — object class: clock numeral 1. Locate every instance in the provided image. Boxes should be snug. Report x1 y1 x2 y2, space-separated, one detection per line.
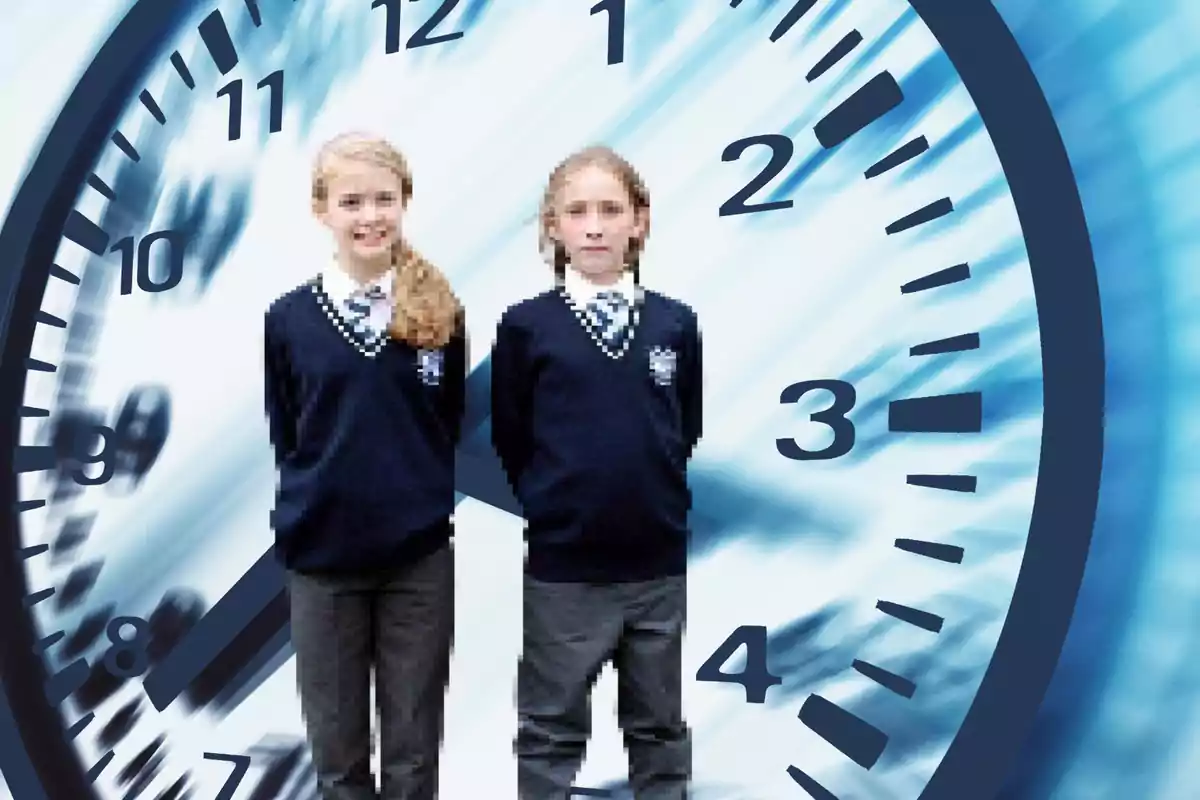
591 0 626 65
695 625 783 704
372 0 465 54
217 69 284 142
777 379 857 461
113 230 185 295
204 752 252 800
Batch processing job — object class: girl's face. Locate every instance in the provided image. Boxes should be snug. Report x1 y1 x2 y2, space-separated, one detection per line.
551 163 645 281
318 158 406 267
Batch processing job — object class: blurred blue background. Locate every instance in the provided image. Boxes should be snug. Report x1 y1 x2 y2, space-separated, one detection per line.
1 0 1197 797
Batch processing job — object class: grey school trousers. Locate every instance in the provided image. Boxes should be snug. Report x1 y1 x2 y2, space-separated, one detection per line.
288 541 454 800
515 573 691 800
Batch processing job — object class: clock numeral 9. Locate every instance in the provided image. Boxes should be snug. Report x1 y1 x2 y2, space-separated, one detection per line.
777 379 856 461
696 625 783 704
113 230 185 295
591 0 626 65
372 0 465 54
53 385 172 489
217 69 284 142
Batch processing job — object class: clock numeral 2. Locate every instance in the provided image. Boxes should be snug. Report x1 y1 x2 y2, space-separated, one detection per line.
777 379 857 461
591 0 626 66
720 134 796 217
696 625 783 704
113 230 185 295
372 0 465 54
218 69 284 142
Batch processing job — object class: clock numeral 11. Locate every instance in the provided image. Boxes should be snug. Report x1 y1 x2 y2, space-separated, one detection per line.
217 69 284 142
591 0 627 66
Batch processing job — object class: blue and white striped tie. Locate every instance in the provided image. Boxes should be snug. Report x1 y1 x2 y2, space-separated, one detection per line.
585 289 630 354
344 284 387 345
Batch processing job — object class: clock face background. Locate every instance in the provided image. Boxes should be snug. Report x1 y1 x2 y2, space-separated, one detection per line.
0 0 1194 798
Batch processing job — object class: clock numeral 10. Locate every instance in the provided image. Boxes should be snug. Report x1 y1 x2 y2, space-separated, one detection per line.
591 0 627 66
777 379 857 461
217 69 284 142
112 230 185 295
696 625 783 704
372 0 465 54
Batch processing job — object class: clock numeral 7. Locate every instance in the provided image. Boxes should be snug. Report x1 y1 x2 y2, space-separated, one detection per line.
204 752 252 800
777 379 857 461
591 0 627 65
217 69 284 142
696 625 783 704
372 0 465 54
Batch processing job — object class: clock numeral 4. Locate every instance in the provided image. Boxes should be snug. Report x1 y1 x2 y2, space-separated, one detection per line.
591 0 627 66
696 625 783 704
372 0 465 54
217 69 284 142
777 379 857 461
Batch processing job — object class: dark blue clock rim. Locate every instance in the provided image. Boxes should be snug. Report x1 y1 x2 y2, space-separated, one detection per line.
0 0 1103 798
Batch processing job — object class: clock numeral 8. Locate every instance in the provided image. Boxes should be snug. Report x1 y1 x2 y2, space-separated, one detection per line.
777 379 857 461
113 230 185 295
102 616 152 678
696 625 783 704
372 0 465 54
217 69 284 142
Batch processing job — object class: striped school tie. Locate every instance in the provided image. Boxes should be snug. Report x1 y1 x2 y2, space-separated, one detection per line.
344 284 388 345
585 289 631 354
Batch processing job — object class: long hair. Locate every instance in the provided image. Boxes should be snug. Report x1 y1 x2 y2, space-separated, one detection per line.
538 145 651 283
312 133 462 348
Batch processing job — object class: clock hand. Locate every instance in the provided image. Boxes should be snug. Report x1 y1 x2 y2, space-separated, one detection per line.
142 362 516 712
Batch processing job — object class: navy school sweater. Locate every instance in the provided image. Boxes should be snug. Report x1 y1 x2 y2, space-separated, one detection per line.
490 286 702 583
263 278 466 573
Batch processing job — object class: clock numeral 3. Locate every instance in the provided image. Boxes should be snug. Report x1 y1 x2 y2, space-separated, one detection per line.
777 379 857 461
591 0 626 65
719 134 796 217
113 230 185 295
696 624 783 704
217 69 284 142
373 0 465 54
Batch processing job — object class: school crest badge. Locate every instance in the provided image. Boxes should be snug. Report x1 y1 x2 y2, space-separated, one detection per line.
648 345 677 386
416 348 444 386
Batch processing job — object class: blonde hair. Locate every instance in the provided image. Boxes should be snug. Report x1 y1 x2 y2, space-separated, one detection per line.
538 145 651 281
312 132 462 348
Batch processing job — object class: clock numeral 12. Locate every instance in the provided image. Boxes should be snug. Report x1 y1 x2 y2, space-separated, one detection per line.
372 0 465 54
696 625 783 704
591 0 626 65
217 69 284 142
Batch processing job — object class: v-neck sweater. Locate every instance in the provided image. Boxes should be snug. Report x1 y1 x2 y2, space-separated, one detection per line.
263 279 466 573
490 287 703 583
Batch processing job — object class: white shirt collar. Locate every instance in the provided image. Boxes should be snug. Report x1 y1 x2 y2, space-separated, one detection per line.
562 268 636 307
322 264 396 308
